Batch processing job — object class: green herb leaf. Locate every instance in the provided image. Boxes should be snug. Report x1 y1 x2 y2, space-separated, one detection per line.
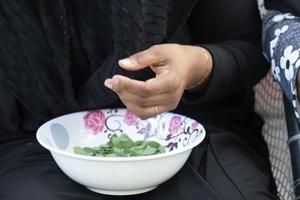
73 134 165 157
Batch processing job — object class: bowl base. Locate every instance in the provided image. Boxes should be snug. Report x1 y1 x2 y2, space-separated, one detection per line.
87 186 157 196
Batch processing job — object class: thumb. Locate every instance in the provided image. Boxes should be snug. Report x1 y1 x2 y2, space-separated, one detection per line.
118 46 164 71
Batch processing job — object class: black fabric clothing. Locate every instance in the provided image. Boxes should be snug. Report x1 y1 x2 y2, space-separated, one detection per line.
0 0 269 132
0 0 195 120
0 125 277 200
67 1 91 90
0 0 277 199
265 0 300 16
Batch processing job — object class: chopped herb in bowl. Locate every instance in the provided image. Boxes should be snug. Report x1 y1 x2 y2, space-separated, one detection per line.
73 134 165 157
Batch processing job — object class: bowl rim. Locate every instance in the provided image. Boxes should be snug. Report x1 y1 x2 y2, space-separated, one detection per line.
36 109 206 162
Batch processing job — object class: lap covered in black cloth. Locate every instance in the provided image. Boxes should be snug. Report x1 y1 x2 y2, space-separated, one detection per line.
0 124 279 200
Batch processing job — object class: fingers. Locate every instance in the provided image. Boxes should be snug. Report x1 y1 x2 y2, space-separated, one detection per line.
116 83 180 119
118 45 165 71
105 75 149 95
104 74 182 119
124 103 176 120
118 89 179 107
104 74 177 97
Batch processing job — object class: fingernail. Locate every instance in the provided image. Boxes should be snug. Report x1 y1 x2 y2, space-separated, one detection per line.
104 79 112 89
119 58 133 66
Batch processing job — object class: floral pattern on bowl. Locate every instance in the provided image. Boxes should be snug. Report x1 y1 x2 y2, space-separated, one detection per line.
83 110 106 134
80 109 204 152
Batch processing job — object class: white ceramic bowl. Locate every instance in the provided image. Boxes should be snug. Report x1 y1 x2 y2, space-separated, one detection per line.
36 108 205 195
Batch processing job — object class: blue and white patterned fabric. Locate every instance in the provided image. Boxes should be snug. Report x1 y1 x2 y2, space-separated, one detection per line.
263 10 300 118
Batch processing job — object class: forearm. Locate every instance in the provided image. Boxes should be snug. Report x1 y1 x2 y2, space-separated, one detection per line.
182 38 269 105
183 0 269 105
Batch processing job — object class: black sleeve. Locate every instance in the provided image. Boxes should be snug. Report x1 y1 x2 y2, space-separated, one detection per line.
76 56 119 109
0 83 20 132
183 0 269 104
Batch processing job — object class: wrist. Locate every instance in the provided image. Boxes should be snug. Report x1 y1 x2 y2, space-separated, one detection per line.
183 45 213 90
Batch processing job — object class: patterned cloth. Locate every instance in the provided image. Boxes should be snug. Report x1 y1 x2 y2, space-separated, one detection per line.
263 10 300 118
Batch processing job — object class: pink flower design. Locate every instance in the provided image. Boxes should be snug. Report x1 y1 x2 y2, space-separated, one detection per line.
124 111 139 126
169 116 182 134
83 111 105 134
191 121 199 131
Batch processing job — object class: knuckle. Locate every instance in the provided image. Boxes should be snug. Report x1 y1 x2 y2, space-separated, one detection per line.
138 90 149 98
132 53 145 65
134 97 144 106
140 99 150 107
145 85 153 94
149 46 165 62
142 85 153 96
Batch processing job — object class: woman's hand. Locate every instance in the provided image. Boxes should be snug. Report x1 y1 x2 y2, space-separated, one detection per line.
104 44 213 119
